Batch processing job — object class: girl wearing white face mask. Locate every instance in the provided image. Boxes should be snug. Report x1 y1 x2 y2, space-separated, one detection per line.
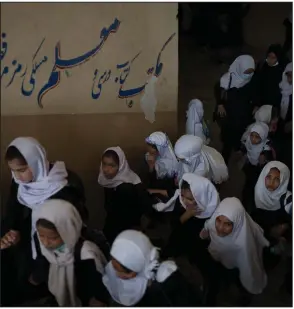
214 55 255 164
32 199 109 307
103 230 202 306
1 137 88 306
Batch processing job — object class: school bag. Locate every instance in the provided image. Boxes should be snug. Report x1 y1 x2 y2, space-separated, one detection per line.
75 227 111 261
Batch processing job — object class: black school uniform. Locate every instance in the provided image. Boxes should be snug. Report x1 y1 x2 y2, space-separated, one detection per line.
214 79 254 164
147 168 177 199
102 183 154 245
240 141 275 212
30 240 110 306
161 198 213 282
137 270 203 307
1 164 87 306
251 192 292 243
252 60 284 110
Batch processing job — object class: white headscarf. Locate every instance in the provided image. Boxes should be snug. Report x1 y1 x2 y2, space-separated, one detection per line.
8 137 68 258
98 147 141 188
186 99 208 144
254 105 273 124
35 199 107 306
255 161 291 211
174 135 228 184
145 131 178 178
205 197 269 294
103 230 177 306
241 122 270 166
179 173 219 218
279 62 292 120
220 55 255 90
153 173 219 216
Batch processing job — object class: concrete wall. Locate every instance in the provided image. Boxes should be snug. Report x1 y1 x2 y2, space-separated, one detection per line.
244 2 292 54
0 3 178 226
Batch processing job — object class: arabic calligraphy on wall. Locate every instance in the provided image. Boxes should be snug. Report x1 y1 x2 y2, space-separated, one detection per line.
1 18 175 110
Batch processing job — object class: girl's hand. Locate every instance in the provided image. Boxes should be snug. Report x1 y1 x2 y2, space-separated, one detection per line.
28 274 39 286
217 105 226 117
180 206 202 223
258 154 266 165
147 189 168 197
1 230 20 249
199 228 210 240
147 154 156 171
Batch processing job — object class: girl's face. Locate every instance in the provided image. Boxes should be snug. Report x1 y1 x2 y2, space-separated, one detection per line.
265 167 280 191
266 52 278 67
111 258 137 280
102 156 119 179
215 215 234 237
146 143 159 157
8 158 34 183
181 188 197 208
37 225 64 250
250 131 262 145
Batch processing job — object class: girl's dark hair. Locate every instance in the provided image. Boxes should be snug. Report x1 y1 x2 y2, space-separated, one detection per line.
36 218 57 231
5 146 27 165
147 142 158 151
181 180 191 190
112 257 134 273
102 150 120 166
267 44 283 62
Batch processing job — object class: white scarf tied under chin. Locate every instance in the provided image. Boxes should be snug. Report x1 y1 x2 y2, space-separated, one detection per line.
254 105 272 124
186 99 209 144
205 197 269 294
279 62 292 120
35 199 107 307
9 137 68 259
220 55 255 90
174 135 228 184
98 146 141 188
242 122 270 166
145 131 178 178
153 173 219 217
103 230 177 306
255 161 291 211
